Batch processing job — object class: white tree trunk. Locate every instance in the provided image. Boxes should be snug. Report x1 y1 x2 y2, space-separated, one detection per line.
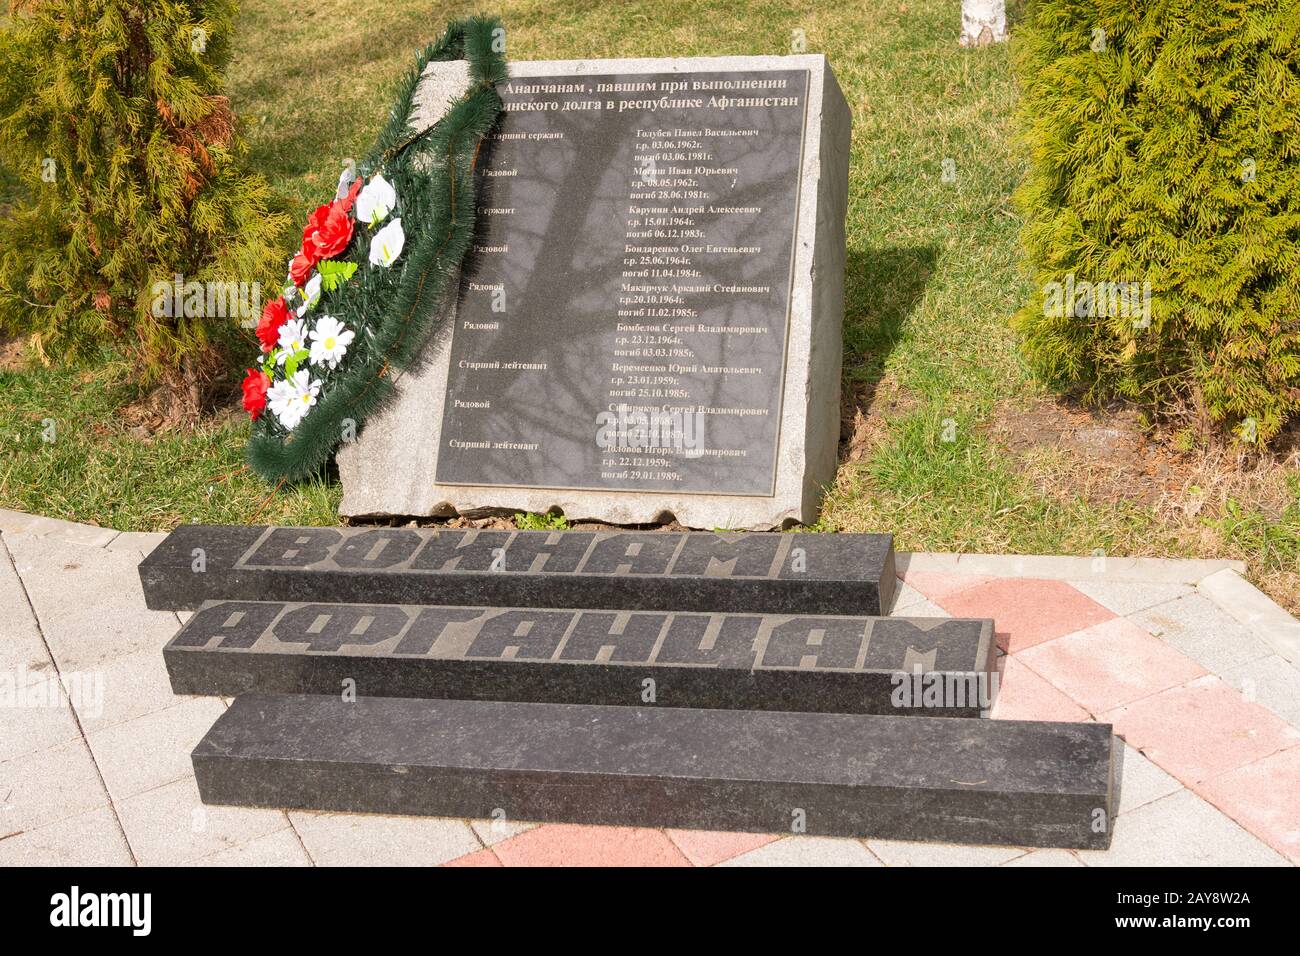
960 0 1008 47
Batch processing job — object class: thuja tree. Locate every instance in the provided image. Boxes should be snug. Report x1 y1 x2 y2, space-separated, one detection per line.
1013 0 1300 443
0 1 287 413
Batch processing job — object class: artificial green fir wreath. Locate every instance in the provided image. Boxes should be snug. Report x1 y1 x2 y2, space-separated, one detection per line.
243 16 506 482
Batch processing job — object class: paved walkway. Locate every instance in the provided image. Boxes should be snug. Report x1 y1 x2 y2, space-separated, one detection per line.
2 509 1298 866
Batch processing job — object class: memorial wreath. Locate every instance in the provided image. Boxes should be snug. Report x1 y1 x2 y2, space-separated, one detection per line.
242 16 506 483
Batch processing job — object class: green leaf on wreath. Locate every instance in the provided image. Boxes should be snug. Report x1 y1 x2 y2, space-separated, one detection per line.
318 260 359 293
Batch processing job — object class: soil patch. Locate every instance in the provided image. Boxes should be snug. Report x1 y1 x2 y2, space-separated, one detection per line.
988 396 1298 518
0 335 28 373
840 372 919 464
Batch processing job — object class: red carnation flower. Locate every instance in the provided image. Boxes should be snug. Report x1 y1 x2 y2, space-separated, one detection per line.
302 201 354 261
241 368 271 421
338 175 364 214
288 249 315 288
256 297 291 352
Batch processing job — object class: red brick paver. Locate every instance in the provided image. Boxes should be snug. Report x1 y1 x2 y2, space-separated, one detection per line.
931 577 1116 653
665 829 779 866
1017 617 1206 713
489 824 692 867
1105 676 1300 784
991 656 1091 722
1196 747 1300 864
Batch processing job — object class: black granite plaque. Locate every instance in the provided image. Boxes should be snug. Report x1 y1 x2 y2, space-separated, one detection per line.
137 524 896 614
437 69 810 495
164 599 995 716
194 694 1118 849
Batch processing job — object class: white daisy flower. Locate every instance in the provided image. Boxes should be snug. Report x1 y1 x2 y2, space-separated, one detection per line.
354 173 397 226
268 369 320 431
369 218 405 267
265 376 298 428
276 318 309 363
309 315 355 369
297 273 323 316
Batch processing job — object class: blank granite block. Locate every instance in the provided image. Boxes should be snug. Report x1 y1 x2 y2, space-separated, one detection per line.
193 694 1117 849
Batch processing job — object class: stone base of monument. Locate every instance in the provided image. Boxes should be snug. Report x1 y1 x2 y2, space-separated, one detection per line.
164 599 996 717
138 524 896 616
193 693 1117 849
143 524 1120 850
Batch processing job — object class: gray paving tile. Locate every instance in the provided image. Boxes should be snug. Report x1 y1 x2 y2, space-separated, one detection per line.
1116 743 1183 816
186 827 311 867
1079 789 1288 866
8 515 118 548
888 580 924 612
721 836 882 867
287 810 481 866
1199 569 1300 667
105 531 167 557
0 738 108 835
0 681 80 762
1132 594 1273 674
1002 849 1083 867
0 534 50 673
864 839 1023 866
73 645 178 734
116 776 287 866
87 698 226 802
0 510 41 535
0 630 52 674
0 805 132 866
6 534 180 671
1219 655 1300 729
1068 579 1194 617
888 580 948 618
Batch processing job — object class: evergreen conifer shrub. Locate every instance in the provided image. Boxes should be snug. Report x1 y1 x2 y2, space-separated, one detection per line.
1013 0 1300 442
0 1 288 412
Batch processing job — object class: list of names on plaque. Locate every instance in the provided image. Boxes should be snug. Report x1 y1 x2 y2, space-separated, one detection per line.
435 69 810 495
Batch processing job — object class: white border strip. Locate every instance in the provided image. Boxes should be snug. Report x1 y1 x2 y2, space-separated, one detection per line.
896 550 1245 584
1198 568 1300 667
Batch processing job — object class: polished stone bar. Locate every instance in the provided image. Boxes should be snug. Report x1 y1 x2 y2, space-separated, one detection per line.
138 524 896 614
194 694 1118 849
164 599 995 716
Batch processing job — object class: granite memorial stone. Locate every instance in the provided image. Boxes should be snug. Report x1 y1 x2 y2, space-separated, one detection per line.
337 54 851 529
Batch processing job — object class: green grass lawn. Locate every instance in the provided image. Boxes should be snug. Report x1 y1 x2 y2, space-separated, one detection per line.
2 0 1297 609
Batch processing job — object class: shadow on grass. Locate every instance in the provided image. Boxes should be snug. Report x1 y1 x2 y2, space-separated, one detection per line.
838 244 939 458
842 243 938 378
842 244 938 381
